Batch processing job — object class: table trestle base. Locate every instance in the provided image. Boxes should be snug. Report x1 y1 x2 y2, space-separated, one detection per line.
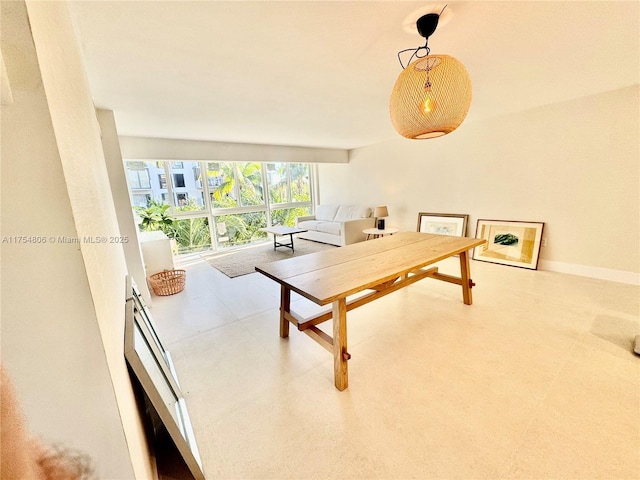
278 260 475 390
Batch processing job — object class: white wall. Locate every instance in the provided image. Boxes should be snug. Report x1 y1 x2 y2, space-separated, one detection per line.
120 135 348 163
318 86 640 283
1 1 153 478
98 109 153 304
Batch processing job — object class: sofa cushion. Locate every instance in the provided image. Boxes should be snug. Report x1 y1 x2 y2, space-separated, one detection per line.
315 205 339 222
297 220 323 232
334 205 371 222
316 221 341 235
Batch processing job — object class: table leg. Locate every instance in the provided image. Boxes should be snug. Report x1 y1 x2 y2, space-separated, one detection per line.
272 234 277 251
332 298 348 390
459 250 473 305
289 233 294 252
280 285 290 338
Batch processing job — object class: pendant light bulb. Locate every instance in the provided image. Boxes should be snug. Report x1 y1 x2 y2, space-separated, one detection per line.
421 78 437 113
421 95 437 114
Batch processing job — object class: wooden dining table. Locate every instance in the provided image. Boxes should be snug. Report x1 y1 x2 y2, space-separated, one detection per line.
255 231 486 390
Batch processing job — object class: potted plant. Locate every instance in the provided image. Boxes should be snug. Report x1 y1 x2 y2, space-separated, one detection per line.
135 200 178 254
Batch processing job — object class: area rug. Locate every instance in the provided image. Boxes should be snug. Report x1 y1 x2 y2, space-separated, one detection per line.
202 239 337 278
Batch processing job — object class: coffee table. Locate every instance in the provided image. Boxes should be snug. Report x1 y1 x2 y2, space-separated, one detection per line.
259 226 308 253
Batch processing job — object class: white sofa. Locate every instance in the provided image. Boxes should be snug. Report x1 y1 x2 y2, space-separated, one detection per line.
296 205 375 246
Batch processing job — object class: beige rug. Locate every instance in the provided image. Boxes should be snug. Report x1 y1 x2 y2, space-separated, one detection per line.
202 239 337 278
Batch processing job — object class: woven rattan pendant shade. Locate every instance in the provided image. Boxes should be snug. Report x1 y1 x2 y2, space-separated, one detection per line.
390 54 472 139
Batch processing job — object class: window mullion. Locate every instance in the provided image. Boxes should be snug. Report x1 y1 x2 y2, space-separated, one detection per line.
232 163 241 207
261 162 272 226
286 164 293 203
201 161 219 251
164 162 175 208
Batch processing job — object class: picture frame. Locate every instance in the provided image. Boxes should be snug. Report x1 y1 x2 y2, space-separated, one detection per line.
129 282 182 387
124 278 205 480
417 212 469 237
473 219 544 270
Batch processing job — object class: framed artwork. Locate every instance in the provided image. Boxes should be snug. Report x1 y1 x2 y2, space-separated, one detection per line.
129 281 181 387
124 278 205 480
417 212 469 237
473 219 544 270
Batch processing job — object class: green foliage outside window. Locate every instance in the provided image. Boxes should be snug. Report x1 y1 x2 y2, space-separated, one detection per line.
131 161 312 253
173 200 212 254
271 207 311 227
289 163 310 201
208 162 265 208
266 163 311 227
208 162 237 207
214 212 267 248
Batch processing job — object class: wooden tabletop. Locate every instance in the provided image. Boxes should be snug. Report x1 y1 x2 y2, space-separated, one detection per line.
255 232 485 305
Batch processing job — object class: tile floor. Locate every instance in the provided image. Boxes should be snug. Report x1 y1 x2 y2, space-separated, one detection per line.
149 250 640 480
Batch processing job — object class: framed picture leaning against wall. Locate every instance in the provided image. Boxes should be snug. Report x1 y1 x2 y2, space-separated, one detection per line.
417 212 469 237
473 219 544 269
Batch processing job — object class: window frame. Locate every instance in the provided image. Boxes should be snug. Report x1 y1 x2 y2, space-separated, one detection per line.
126 160 316 253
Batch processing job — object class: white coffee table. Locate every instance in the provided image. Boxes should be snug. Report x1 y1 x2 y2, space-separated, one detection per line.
363 227 399 240
259 226 308 252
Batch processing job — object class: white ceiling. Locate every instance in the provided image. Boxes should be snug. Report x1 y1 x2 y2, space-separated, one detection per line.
68 1 639 150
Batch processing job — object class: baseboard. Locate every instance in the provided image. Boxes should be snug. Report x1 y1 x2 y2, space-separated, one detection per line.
538 260 640 285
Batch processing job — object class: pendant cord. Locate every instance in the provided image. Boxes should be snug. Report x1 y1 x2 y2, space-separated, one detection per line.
398 40 430 70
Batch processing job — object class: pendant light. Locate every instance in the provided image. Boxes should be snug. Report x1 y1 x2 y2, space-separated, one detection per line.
390 7 472 139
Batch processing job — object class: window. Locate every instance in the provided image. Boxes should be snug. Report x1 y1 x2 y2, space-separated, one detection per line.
266 163 288 203
172 162 205 211
266 163 311 226
172 217 211 254
208 162 237 208
289 163 310 201
175 193 189 206
236 162 264 206
127 168 151 190
132 194 151 207
173 173 186 188
126 159 314 253
266 163 311 204
213 212 267 248
270 206 312 227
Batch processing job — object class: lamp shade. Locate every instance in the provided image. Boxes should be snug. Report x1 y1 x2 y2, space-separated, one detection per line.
390 54 471 139
374 205 389 218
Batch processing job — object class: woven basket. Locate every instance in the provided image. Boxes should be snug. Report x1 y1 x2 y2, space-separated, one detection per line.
149 269 186 296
